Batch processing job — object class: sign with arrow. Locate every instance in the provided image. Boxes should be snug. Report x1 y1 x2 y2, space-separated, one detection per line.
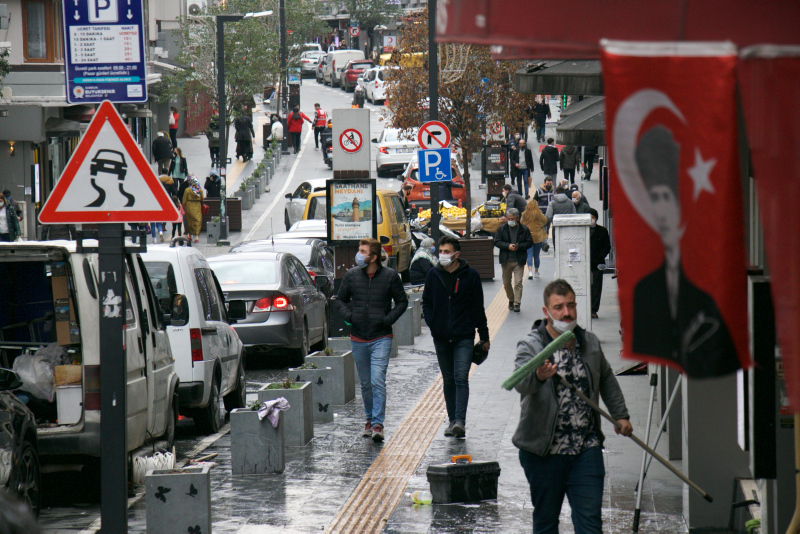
417 120 451 149
39 101 179 224
62 0 148 103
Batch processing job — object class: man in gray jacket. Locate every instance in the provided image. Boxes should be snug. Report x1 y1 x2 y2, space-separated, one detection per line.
513 279 632 533
545 185 576 224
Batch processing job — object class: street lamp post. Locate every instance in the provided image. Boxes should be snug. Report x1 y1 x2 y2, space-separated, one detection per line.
216 11 272 241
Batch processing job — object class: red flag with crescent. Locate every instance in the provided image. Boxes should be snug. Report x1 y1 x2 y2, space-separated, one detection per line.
602 41 751 378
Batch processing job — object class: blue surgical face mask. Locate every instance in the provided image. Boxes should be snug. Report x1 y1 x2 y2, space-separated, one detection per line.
355 252 367 268
430 246 436 254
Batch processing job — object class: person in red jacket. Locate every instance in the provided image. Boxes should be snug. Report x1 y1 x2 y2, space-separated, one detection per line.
168 106 179 148
312 103 327 150
287 105 312 154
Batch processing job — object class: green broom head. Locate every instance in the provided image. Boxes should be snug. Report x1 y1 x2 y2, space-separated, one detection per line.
502 330 575 391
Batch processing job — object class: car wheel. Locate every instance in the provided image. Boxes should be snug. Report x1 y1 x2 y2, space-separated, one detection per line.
223 358 247 412
11 440 40 516
292 322 309 367
311 312 328 352
163 392 177 450
195 377 221 435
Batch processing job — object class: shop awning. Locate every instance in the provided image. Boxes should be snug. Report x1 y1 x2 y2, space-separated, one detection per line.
514 60 602 95
437 0 800 59
555 97 605 146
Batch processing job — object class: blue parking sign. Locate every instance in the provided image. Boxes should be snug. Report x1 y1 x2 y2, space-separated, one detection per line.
62 0 148 103
417 149 452 183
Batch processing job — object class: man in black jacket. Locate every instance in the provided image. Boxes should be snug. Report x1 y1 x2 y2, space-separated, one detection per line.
335 238 408 442
589 209 611 318
539 138 559 180
422 236 490 439
510 139 535 197
151 132 173 175
502 184 527 214
494 208 533 312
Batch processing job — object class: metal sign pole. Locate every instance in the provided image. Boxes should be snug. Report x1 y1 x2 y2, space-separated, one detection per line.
98 223 128 531
428 0 440 244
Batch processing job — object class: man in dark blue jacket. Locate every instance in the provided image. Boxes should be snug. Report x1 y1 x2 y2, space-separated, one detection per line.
422 235 490 438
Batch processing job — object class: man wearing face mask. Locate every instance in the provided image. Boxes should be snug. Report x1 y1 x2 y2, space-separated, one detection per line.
422 235 490 438
502 184 527 214
494 208 533 313
572 190 591 214
513 279 632 533
589 209 611 319
335 238 408 442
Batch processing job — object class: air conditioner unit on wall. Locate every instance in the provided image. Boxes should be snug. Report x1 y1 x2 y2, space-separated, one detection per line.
186 0 207 16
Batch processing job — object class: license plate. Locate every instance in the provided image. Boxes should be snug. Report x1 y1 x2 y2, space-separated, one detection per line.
423 191 430 197
396 148 413 154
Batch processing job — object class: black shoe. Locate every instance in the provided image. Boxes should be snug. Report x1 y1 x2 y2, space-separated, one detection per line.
508 302 514 311
452 421 466 438
591 313 599 319
444 422 456 437
514 304 521 313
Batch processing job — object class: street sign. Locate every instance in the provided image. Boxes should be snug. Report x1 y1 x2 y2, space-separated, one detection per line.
39 101 179 224
418 120 451 149
349 26 361 37
62 0 148 104
339 129 363 153
417 149 452 183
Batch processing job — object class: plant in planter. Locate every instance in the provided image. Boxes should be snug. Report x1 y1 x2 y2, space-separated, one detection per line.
296 362 318 370
306 348 356 405
258 380 313 446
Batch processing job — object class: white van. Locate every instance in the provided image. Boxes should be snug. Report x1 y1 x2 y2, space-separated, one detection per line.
142 238 246 435
324 50 365 87
0 241 179 461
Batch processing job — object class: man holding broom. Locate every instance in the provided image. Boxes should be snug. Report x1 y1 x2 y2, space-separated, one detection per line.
512 279 632 533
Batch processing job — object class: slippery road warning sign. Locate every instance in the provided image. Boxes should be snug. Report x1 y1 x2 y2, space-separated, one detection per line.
418 120 451 149
340 128 363 153
39 100 179 224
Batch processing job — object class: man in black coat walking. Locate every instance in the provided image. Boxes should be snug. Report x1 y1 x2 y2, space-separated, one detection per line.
494 208 533 313
539 138 559 180
589 209 611 318
335 238 408 442
152 132 173 175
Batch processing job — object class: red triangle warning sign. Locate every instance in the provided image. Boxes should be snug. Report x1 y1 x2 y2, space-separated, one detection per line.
39 101 180 224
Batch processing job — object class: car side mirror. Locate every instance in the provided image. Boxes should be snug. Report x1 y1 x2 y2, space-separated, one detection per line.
171 294 189 326
379 235 390 245
0 368 21 391
314 275 329 288
227 299 248 321
285 194 293 200
372 138 378 143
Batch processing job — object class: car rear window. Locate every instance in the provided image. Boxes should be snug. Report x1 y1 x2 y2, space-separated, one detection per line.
307 196 327 221
378 70 386 81
351 62 373 70
210 261 277 285
144 261 178 314
383 130 399 142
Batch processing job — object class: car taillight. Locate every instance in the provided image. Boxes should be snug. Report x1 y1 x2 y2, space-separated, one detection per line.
273 295 292 310
252 297 271 312
190 328 203 362
306 270 317 279
379 147 389 154
375 81 379 88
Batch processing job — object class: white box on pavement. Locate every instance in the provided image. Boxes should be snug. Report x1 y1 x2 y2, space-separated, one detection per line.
553 213 592 331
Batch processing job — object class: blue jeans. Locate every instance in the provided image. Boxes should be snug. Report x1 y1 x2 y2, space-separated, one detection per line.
150 222 163 239
527 242 543 269
519 446 605 534
536 121 547 142
433 338 473 424
351 337 393 426
516 168 530 196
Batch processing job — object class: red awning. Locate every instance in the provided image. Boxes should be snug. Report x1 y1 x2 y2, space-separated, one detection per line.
436 0 800 59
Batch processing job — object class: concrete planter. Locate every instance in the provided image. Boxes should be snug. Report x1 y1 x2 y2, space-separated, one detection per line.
239 190 252 210
252 178 262 198
258 382 313 446
290 367 334 423
146 465 211 534
206 220 220 244
327 337 351 352
230 409 285 474
306 351 355 405
410 299 422 336
394 307 415 346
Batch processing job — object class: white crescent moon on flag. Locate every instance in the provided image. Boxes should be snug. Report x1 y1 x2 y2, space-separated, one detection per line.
612 89 685 233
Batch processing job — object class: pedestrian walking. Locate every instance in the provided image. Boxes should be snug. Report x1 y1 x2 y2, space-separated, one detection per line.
204 170 221 199
572 190 591 214
234 112 255 161
409 237 437 285
287 106 312 154
521 201 548 279
533 176 554 215
494 208 533 313
168 106 180 148
510 138 534 197
206 113 220 167
168 147 188 193
2 190 22 223
0 193 20 242
399 184 413 212
152 132 173 175
171 195 184 239
545 185 576 223
503 184 527 214
422 235 490 439
334 238 408 442
182 176 204 243
312 103 327 149
589 209 611 319
559 144 580 185
159 174 176 198
533 98 551 143
582 145 598 180
352 85 366 108
539 138 559 180
513 278 632 534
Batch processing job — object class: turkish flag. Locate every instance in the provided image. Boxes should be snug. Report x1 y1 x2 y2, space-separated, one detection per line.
602 41 751 378
738 49 800 410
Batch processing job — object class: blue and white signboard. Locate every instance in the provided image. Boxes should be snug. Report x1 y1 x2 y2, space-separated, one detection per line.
417 148 452 183
62 0 148 104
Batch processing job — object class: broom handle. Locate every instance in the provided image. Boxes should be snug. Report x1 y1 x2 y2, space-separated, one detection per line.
554 373 713 503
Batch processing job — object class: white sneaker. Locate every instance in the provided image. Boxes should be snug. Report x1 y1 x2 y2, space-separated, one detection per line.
527 273 533 280
534 271 540 278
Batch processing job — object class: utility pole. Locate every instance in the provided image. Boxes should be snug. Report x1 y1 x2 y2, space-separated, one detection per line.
428 0 440 243
279 0 290 154
216 15 238 241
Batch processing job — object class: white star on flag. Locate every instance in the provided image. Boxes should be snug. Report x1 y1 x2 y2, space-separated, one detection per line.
688 148 716 200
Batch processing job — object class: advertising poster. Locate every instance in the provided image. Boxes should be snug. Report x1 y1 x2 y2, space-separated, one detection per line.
327 179 377 245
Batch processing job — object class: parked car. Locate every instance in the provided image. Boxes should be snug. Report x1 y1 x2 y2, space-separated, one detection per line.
324 50 365 87
400 151 466 211
315 54 328 83
0 368 40 516
274 219 328 241
284 178 328 230
231 238 335 300
142 238 247 434
208 253 329 365
0 242 178 466
341 59 375 91
373 128 419 177
358 66 394 104
300 51 324 78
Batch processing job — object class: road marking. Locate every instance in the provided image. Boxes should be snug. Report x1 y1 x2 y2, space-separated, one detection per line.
243 127 313 242
326 287 508 532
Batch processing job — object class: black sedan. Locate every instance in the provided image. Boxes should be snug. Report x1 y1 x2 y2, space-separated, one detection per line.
0 368 40 516
208 252 329 365
230 238 335 300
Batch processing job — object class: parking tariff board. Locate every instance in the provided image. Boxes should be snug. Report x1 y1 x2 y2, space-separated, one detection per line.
62 0 148 104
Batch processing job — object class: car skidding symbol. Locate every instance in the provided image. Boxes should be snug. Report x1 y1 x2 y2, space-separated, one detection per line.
86 149 135 207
